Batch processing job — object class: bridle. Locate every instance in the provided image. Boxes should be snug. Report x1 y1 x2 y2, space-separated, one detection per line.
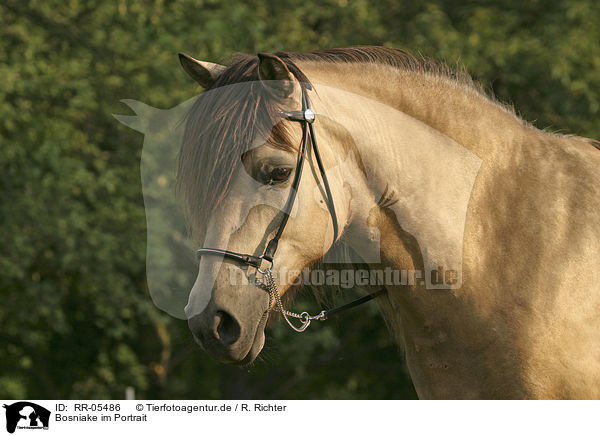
197 73 385 332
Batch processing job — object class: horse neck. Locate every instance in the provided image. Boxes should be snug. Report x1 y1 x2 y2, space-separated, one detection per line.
296 62 600 399
299 65 522 397
306 65 488 289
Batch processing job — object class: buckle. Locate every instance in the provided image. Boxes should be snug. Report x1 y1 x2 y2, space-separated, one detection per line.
257 256 274 274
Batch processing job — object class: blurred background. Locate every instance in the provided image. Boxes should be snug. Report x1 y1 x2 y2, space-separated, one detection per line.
1 0 598 399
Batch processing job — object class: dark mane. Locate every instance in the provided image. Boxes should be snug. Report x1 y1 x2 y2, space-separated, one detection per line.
278 46 478 89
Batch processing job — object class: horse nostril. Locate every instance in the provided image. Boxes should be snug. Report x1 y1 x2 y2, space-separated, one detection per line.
215 311 240 346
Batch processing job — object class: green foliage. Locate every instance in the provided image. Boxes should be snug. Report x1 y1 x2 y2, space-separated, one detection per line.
1 0 598 399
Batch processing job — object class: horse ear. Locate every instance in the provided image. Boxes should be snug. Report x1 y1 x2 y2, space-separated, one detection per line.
178 53 226 88
257 53 297 100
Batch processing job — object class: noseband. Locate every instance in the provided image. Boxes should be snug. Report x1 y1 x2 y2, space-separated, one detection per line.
197 79 385 332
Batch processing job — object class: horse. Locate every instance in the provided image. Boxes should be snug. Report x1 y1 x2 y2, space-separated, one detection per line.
177 46 600 399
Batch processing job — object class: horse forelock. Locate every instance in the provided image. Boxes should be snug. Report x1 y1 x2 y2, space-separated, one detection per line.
176 55 298 242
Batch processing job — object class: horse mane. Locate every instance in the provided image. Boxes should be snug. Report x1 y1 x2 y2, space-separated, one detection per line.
279 46 479 90
282 46 600 148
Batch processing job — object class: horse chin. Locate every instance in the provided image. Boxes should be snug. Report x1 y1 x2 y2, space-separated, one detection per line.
236 312 268 366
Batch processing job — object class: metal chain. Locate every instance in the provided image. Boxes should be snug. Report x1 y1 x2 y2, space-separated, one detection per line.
261 268 325 332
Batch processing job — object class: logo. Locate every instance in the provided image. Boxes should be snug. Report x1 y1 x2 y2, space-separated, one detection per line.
3 402 50 434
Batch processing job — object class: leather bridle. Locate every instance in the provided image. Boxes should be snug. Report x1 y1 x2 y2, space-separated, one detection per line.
197 87 336 269
196 72 385 332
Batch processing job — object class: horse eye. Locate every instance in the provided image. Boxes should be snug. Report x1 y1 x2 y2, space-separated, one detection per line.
267 167 291 184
